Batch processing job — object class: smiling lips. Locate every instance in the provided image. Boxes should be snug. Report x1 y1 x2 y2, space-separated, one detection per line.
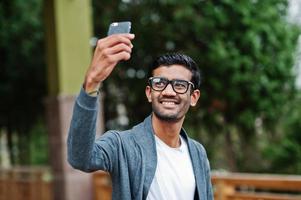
160 99 180 106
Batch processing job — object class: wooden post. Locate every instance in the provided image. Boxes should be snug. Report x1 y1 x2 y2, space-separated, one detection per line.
43 0 103 200
213 179 235 200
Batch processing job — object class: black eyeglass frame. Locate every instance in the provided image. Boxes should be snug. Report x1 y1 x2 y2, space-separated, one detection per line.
148 77 195 94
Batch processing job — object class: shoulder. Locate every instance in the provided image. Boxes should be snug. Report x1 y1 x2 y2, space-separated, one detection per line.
188 138 212 171
98 129 133 143
97 115 154 150
187 138 208 158
99 121 144 144
118 116 153 142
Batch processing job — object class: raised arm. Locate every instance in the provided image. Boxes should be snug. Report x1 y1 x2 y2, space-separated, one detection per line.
67 34 134 172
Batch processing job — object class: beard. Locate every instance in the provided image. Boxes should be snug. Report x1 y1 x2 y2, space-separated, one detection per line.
152 108 182 122
151 100 188 123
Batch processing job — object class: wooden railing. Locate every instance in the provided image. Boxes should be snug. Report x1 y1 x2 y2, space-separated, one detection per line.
212 172 301 200
93 171 301 200
1 168 301 200
0 167 52 200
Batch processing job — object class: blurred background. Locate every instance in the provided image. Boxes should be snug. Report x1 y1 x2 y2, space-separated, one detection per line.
1 0 301 199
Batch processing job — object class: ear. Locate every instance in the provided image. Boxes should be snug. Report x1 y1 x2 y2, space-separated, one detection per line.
145 86 152 103
190 89 200 107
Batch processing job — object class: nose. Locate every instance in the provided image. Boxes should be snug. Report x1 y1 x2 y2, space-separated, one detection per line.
161 83 176 96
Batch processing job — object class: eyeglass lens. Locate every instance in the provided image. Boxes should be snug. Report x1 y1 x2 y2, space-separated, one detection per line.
149 77 193 94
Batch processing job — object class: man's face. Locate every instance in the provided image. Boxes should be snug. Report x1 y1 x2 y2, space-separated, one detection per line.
145 64 200 122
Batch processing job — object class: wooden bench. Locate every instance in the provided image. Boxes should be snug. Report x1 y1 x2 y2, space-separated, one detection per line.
211 172 301 200
93 171 301 200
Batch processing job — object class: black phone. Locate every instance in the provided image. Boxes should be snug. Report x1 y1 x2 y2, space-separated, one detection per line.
107 21 131 36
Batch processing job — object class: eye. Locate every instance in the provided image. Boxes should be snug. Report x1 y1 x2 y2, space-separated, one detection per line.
153 78 167 89
173 80 188 90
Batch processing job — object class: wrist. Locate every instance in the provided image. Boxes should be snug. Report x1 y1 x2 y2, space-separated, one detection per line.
84 79 102 96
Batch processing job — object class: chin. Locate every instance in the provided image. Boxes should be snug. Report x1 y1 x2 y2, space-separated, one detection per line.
153 112 183 122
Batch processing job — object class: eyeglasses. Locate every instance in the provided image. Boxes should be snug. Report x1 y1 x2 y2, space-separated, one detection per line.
148 77 195 94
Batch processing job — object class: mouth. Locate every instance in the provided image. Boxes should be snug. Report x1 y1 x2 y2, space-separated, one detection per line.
162 101 176 105
159 99 180 106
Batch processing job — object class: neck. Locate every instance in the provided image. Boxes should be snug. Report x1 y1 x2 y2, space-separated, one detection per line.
152 113 184 148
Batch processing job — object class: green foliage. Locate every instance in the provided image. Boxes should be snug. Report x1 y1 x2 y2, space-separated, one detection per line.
92 0 300 171
29 120 49 165
263 95 301 174
0 0 47 165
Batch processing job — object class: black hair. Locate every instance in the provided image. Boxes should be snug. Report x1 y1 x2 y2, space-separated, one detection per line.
148 53 201 89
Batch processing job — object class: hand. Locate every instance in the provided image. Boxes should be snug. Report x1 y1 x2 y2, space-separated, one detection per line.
84 33 135 92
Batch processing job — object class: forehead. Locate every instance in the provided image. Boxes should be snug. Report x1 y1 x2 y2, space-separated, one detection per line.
152 64 192 80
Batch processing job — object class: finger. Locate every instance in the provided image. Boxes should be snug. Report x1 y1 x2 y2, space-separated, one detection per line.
115 51 131 61
104 43 132 56
108 33 135 40
100 34 134 49
104 51 131 64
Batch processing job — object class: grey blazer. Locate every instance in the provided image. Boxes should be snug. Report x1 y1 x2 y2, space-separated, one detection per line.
67 88 213 200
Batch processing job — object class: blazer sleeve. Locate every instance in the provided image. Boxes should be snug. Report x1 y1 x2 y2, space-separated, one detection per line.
67 88 118 173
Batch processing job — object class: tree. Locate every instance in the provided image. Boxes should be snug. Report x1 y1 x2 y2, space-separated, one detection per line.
92 0 300 172
0 0 46 165
263 94 301 174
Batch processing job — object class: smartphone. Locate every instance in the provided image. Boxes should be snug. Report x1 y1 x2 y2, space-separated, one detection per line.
107 21 131 36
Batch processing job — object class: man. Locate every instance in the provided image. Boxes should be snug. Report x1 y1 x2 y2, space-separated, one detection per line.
67 33 213 200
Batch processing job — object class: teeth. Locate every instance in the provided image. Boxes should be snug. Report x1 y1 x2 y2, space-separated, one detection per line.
162 102 175 105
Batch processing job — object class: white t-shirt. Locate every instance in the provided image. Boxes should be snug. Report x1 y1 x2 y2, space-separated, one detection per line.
146 135 196 200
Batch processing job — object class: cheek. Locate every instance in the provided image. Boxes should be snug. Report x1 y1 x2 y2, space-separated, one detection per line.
147 91 159 103
184 94 192 103
184 96 194 108
150 93 159 103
